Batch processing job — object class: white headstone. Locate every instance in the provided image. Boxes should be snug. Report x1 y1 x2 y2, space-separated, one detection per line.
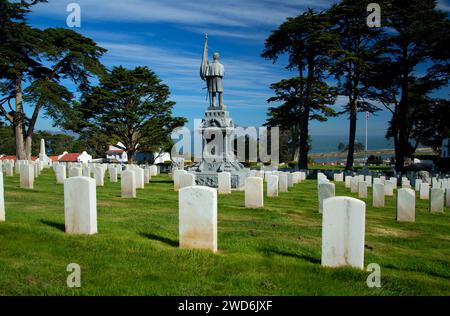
5 163 13 177
389 177 397 189
365 175 372 187
179 186 217 252
299 172 306 181
20 164 34 189
245 177 263 208
56 164 66 184
109 167 118 183
350 176 359 193
397 188 415 222
358 181 368 198
94 166 104 187
144 168 150 184
373 183 385 207
287 173 294 187
419 183 430 200
267 174 278 197
430 188 444 213
34 163 40 178
321 196 365 269
279 173 288 193
150 165 158 177
218 172 231 194
384 182 394 196
318 182 335 213
82 165 90 177
64 176 97 235
179 173 196 189
345 176 351 189
134 168 145 189
334 173 344 182
121 170 136 198
173 169 187 191
69 167 82 178
292 172 299 184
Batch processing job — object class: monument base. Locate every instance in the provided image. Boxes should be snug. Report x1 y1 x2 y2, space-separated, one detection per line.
189 160 249 188
187 107 249 188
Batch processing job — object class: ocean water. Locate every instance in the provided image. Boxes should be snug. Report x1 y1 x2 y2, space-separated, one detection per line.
310 134 394 153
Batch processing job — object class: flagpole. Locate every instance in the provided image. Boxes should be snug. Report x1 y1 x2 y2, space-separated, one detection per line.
365 111 368 164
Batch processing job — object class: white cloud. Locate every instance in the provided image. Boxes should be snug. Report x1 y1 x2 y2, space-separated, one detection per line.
32 0 336 27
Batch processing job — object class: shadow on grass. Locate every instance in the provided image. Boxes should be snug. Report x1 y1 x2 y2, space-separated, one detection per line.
139 232 178 247
40 219 65 232
383 263 450 280
261 248 320 264
149 180 173 184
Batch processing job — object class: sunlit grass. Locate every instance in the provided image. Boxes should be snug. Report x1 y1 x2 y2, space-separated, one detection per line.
0 169 449 295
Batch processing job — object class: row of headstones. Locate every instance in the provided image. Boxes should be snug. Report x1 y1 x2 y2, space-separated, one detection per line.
179 185 367 269
318 173 449 224
0 161 159 229
171 169 307 208
54 163 159 198
31 176 357 270
0 162 161 221
243 171 306 208
0 159 51 189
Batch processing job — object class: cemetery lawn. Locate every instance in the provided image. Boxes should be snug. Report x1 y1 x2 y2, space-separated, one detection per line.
1 170 449 296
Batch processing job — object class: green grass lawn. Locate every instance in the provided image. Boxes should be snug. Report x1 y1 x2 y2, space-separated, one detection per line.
0 169 449 295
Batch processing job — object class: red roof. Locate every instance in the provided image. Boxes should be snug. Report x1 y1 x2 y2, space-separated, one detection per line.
49 156 59 162
0 156 38 161
0 155 17 161
58 153 81 162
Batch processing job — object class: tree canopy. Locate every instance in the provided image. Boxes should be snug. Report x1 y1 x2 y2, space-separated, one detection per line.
62 66 186 163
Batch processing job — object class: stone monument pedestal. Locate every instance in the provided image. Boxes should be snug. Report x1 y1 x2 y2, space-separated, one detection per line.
188 107 249 188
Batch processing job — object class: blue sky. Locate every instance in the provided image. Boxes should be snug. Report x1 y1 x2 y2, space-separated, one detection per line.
25 0 450 139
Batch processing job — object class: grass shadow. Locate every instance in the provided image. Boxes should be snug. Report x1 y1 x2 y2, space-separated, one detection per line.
149 180 173 184
383 263 450 280
40 219 65 232
261 248 321 264
139 232 178 247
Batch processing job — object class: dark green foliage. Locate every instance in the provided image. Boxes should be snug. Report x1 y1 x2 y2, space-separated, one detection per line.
262 9 338 169
327 0 382 170
63 66 186 163
367 0 450 173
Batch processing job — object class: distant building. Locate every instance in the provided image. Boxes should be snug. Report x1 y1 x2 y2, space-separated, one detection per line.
58 151 92 163
441 138 450 158
154 152 171 164
106 141 170 164
106 142 128 163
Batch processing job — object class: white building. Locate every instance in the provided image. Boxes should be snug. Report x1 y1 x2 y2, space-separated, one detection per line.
154 151 171 164
58 151 93 163
106 142 128 163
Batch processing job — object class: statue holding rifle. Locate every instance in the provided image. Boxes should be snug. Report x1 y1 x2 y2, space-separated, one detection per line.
200 33 225 109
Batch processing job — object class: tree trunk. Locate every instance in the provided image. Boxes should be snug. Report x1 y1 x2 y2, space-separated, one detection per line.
128 149 135 165
25 135 32 160
14 73 26 160
298 57 313 170
395 51 409 174
345 100 357 171
291 128 300 162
